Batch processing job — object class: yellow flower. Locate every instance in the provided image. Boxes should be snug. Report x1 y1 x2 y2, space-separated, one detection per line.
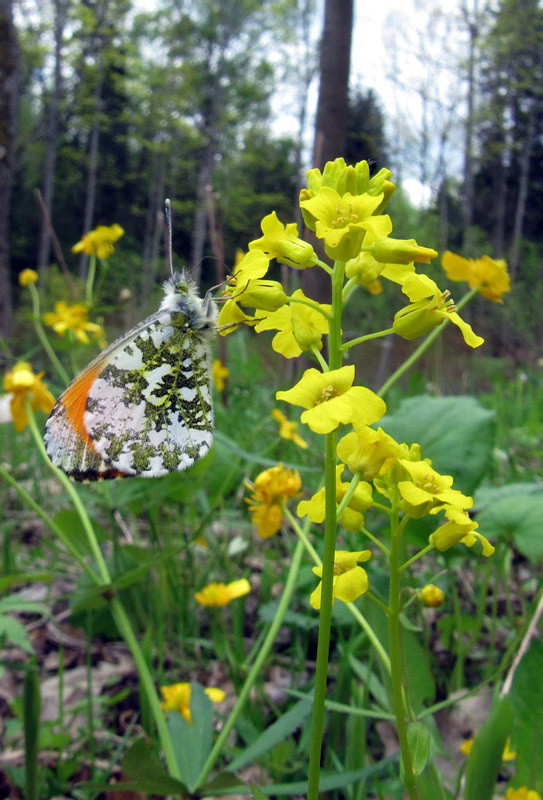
393 273 484 348
301 159 395 221
249 211 318 269
254 290 330 358
299 186 384 261
43 301 104 343
160 682 225 724
245 464 302 538
429 506 494 557
503 790 542 800
271 409 308 449
19 269 39 286
72 223 124 258
419 584 445 608
461 737 517 762
194 578 250 606
310 550 372 609
212 359 229 391
442 251 510 303
337 425 400 481
276 365 386 435
397 458 473 518
3 362 55 432
297 465 373 532
217 250 286 333
372 237 437 265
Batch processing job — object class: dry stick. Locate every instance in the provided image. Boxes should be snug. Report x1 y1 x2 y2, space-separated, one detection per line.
34 189 78 297
501 587 543 696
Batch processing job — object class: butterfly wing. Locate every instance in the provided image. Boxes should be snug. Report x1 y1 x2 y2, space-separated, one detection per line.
45 307 213 480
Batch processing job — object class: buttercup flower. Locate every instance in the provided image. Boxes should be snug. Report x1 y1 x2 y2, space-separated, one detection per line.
212 359 229 391
3 362 55 431
442 251 510 303
393 273 484 347
194 579 250 606
254 290 330 358
429 506 494 556
299 186 384 261
310 550 372 609
297 465 373 531
397 458 473 518
419 584 445 608
160 682 225 724
19 269 39 286
72 223 124 258
271 409 308 449
245 464 302 538
337 425 400 481
249 211 318 269
276 365 386 435
43 301 104 343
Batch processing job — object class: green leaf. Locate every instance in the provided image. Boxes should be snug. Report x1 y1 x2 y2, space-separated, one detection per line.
167 683 214 792
228 698 313 772
0 615 34 653
475 488 543 559
53 510 108 556
121 738 187 794
381 395 495 494
406 721 438 777
464 695 513 800
510 639 543 790
249 784 268 799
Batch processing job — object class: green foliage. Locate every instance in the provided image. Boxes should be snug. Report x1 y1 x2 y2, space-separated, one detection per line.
510 639 543 792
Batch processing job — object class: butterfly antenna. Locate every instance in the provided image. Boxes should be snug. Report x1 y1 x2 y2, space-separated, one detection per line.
164 199 174 278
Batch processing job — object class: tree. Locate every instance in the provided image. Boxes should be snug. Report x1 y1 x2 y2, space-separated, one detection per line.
346 87 389 168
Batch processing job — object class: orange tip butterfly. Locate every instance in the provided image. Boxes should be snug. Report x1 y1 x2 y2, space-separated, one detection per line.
45 269 217 481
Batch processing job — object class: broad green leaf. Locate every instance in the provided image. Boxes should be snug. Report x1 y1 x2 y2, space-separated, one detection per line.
228 698 312 772
475 489 543 559
121 738 187 794
53 510 108 556
249 784 268 799
406 721 438 776
510 639 543 789
380 395 495 494
464 695 513 800
167 683 214 792
0 615 34 653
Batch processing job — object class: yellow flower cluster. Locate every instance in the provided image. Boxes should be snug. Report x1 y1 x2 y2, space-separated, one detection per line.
194 578 250 606
43 301 104 343
2 362 55 432
245 464 301 538
160 682 225 724
72 223 124 259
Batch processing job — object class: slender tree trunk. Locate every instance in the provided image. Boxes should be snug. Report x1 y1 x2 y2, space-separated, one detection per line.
79 68 103 278
462 2 478 250
142 148 167 300
37 0 68 274
191 148 215 284
509 105 535 277
0 0 19 337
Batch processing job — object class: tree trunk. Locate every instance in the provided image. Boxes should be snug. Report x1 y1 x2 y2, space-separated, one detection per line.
509 104 535 277
0 0 19 338
79 68 103 278
462 2 479 250
37 0 68 274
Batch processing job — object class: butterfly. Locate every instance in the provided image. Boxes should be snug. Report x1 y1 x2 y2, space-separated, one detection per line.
44 271 217 481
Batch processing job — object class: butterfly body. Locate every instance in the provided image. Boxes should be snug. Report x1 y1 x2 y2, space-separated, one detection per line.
45 271 216 480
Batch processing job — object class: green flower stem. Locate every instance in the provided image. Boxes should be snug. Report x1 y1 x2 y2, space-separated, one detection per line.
285 507 391 675
316 259 334 274
307 430 339 800
85 254 98 306
377 286 480 398
310 344 329 372
361 526 390 556
388 503 419 800
0 465 100 586
399 543 435 573
197 537 305 786
341 328 395 352
288 295 333 321
28 284 71 386
25 405 181 781
334 472 360 520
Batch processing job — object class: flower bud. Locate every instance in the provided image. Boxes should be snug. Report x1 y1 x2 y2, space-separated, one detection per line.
393 301 444 340
419 584 445 608
239 280 287 311
19 269 39 286
373 238 437 265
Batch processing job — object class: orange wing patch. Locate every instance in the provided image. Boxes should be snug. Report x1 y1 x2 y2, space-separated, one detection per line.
58 361 105 454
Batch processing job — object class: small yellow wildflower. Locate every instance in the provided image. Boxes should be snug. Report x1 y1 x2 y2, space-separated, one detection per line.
212 359 229 391
19 269 39 286
337 424 400 481
442 251 510 303
429 506 494 557
301 159 394 221
160 682 225 724
245 464 302 538
194 578 250 606
419 584 445 608
43 301 104 343
3 362 55 432
271 409 308 449
397 458 473 518
310 550 372 609
461 737 516 761
72 223 124 258
503 788 541 800
276 365 386 435
393 273 484 348
254 290 330 358
297 465 373 532
249 211 318 269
